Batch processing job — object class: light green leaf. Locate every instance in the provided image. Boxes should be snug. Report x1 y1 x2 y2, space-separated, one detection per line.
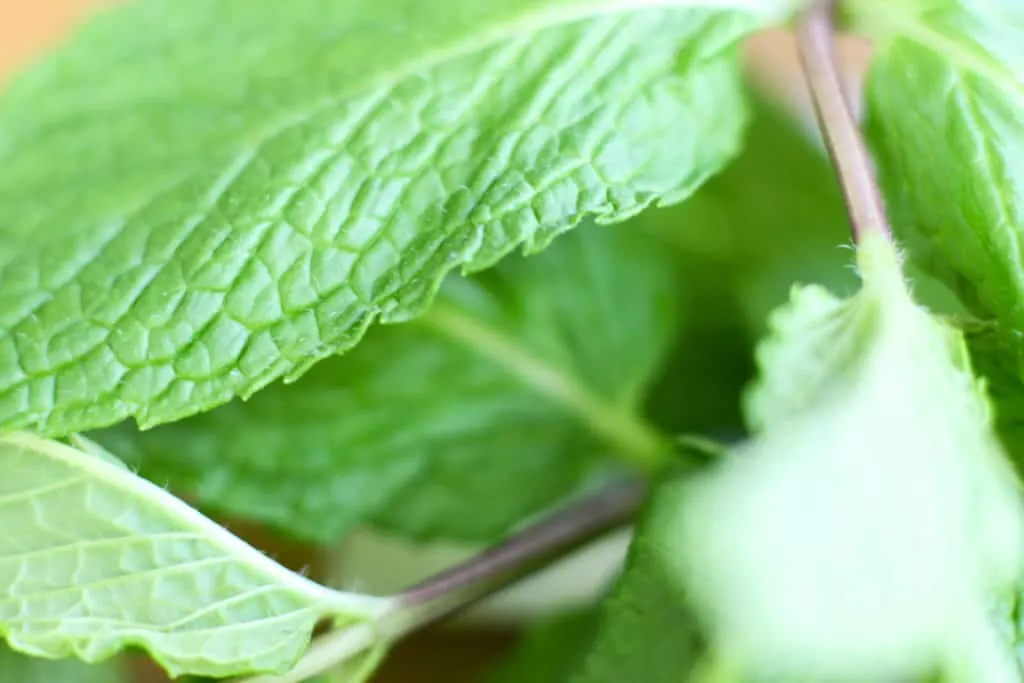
854 0 1024 326
0 432 387 678
674 234 1024 681
0 0 788 438
0 646 125 683
569 473 704 683
97 224 678 542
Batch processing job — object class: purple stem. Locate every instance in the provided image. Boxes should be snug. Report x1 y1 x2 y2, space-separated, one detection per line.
796 0 893 243
392 479 645 631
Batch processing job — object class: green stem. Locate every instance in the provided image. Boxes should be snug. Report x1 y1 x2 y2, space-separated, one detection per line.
421 300 671 470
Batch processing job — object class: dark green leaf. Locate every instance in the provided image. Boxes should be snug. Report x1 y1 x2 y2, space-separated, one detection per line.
569 473 705 683
484 611 599 683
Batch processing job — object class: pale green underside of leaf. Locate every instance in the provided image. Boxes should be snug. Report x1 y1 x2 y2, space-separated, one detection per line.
0 0 786 437
675 235 1024 681
97 224 680 542
0 432 385 678
0 646 125 683
857 0 1024 327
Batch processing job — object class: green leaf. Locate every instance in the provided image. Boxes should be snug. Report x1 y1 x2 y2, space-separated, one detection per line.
97 224 678 542
962 322 1024 470
0 0 787 438
674 234 1024 681
0 432 387 678
484 610 598 683
569 473 705 683
0 647 126 683
853 0 1024 326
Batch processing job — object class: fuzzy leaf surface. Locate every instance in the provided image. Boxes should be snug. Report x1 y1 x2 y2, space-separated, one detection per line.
0 0 785 436
0 433 385 678
676 235 1024 681
99 225 679 542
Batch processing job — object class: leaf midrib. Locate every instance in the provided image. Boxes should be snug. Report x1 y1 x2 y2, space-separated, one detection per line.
0 432 382 618
419 301 670 470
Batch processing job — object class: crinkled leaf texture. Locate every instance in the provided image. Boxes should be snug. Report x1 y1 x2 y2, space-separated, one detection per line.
0 432 387 678
857 0 1024 326
98 225 678 542
674 235 1024 681
0 646 124 683
0 0 788 438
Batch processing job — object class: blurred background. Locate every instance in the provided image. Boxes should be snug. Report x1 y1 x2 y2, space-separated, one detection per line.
0 3 871 681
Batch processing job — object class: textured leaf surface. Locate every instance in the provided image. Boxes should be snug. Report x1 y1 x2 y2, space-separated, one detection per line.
675 235 1024 681
0 0 785 437
856 0 1024 326
570 474 704 683
0 432 386 678
99 225 679 542
0 646 124 683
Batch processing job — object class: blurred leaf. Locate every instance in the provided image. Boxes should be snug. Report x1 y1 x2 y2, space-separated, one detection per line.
0 647 125 683
677 234 1024 681
569 472 704 683
484 611 599 683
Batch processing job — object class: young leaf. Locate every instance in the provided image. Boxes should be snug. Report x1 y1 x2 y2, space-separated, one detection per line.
0 0 789 438
853 0 1024 326
675 234 1024 681
0 432 387 678
97 225 677 542
568 473 705 683
0 646 125 683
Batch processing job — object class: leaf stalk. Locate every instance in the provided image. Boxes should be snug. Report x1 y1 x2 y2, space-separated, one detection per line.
796 0 892 243
239 479 645 683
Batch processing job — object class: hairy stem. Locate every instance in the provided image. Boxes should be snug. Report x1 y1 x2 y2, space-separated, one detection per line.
796 0 892 242
240 479 645 683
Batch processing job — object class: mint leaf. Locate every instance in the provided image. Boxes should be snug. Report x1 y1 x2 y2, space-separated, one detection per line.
98 224 678 542
854 0 1024 326
962 322 1024 469
675 234 1024 681
0 647 125 683
0 0 786 438
484 611 598 683
569 473 704 683
0 432 387 678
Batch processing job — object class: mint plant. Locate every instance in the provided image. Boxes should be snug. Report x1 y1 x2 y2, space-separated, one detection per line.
1 0 1023 681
